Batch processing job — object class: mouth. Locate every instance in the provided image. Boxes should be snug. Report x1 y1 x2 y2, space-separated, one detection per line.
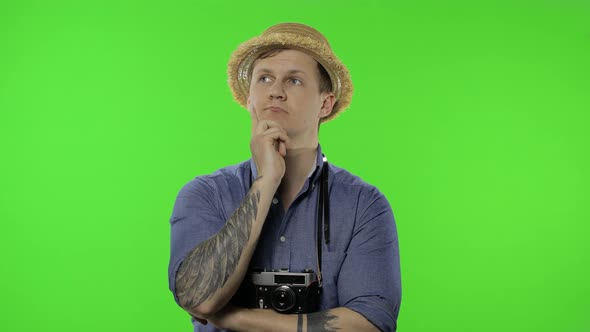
266 106 287 113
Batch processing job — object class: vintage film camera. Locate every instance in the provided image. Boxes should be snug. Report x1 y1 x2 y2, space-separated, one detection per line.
241 269 320 314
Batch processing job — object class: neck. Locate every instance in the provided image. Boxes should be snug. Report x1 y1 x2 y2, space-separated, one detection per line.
282 131 319 184
277 143 318 209
283 146 317 183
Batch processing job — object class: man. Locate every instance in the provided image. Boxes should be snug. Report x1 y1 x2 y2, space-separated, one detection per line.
169 23 401 332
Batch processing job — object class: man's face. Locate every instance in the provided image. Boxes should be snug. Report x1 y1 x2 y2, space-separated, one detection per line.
247 49 334 141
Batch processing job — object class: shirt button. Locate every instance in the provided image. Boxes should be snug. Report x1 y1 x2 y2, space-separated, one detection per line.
272 197 279 205
280 235 286 243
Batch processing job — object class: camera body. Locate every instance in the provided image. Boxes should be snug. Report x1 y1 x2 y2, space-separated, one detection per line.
241 269 320 314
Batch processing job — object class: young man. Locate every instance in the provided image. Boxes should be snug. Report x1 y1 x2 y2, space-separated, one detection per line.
169 23 401 332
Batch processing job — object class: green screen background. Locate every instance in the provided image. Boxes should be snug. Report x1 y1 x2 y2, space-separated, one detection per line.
1 0 588 331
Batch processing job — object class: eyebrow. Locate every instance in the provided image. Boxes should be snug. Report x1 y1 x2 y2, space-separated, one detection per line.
253 68 308 76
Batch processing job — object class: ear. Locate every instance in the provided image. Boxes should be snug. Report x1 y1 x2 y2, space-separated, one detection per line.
318 92 336 119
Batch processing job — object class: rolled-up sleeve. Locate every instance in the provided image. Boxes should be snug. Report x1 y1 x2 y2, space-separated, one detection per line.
338 186 401 332
168 177 226 306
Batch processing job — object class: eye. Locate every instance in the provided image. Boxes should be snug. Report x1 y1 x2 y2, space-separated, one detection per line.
258 75 271 83
290 78 302 85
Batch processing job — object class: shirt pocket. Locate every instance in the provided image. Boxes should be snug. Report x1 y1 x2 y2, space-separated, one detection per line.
319 251 346 310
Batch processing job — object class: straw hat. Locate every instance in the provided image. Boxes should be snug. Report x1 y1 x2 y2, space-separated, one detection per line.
227 23 353 122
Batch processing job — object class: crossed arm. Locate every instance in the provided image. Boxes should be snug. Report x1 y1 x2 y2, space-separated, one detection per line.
206 306 379 332
175 179 272 317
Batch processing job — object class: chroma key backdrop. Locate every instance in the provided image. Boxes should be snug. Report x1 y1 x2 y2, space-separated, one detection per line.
0 0 589 331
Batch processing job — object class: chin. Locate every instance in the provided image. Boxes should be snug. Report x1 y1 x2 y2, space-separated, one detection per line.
261 111 288 122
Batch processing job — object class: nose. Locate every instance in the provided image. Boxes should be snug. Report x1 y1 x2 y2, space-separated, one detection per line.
268 81 286 100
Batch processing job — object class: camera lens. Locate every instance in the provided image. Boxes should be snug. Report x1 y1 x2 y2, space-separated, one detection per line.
271 286 296 312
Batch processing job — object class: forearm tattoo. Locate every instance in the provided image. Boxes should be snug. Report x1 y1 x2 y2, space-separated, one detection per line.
175 189 261 310
306 311 340 332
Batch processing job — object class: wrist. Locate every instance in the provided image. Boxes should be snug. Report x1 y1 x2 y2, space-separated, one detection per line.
254 175 281 191
228 308 254 331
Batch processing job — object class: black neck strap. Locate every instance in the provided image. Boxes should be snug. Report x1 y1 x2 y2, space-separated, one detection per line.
316 158 330 287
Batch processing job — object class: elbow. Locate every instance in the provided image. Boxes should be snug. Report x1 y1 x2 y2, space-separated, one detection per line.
177 294 222 319
188 301 219 318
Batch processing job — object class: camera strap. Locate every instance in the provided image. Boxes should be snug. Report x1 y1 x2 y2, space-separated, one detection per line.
316 155 330 288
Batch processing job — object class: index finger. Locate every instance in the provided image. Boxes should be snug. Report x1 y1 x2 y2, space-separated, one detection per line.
249 104 259 129
248 106 258 135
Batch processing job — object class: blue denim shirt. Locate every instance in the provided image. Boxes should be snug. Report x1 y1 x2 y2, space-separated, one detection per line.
169 146 401 331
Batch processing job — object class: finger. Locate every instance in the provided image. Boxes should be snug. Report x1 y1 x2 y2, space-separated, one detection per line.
260 126 287 137
255 119 284 133
248 106 282 131
279 141 286 157
262 131 290 147
255 126 290 146
249 104 259 131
